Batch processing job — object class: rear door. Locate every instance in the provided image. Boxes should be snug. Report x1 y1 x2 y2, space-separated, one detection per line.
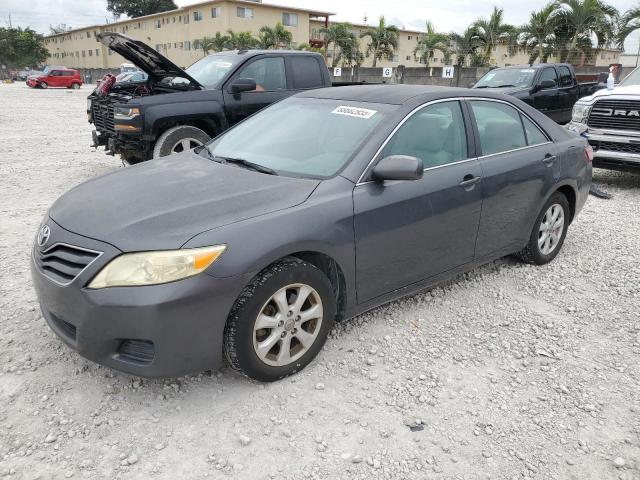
222 55 290 125
61 70 74 87
467 99 559 259
353 100 483 302
532 67 560 121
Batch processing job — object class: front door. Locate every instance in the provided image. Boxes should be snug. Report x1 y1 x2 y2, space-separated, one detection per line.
47 70 62 87
222 55 290 126
532 67 560 121
353 100 483 303
467 99 560 258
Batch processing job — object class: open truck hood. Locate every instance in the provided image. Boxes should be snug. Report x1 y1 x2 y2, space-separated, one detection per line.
97 32 203 88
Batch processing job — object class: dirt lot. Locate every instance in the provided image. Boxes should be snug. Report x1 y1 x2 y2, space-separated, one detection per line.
0 82 639 480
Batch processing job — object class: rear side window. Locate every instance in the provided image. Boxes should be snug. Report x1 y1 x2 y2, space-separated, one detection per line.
381 101 468 168
62 71 74 76
50 71 61 76
471 101 527 155
521 115 548 146
290 56 325 89
558 66 573 87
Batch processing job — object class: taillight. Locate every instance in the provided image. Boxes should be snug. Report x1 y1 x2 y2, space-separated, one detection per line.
584 145 594 163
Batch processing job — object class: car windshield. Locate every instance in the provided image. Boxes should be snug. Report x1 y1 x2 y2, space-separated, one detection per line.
207 98 391 178
619 67 640 86
185 54 244 87
475 68 536 88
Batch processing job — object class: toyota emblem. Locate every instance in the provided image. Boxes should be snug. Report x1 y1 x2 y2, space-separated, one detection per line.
37 224 51 247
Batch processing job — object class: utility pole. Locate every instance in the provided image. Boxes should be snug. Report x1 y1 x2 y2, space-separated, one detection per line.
8 13 12 28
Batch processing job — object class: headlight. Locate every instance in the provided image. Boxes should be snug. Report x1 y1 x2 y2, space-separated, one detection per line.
571 103 591 123
113 106 140 120
88 245 226 289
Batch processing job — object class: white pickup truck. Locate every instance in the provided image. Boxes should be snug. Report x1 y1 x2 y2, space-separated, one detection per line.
567 67 640 172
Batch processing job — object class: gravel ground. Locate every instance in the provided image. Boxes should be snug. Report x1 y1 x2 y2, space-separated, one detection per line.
1 82 639 480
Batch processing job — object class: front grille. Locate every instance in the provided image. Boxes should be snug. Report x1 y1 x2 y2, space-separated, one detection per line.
36 243 101 285
49 313 77 341
593 141 640 155
91 98 115 134
118 340 155 365
587 99 640 131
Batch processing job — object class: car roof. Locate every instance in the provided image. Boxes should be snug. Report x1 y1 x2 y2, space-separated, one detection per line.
215 49 322 57
297 84 521 106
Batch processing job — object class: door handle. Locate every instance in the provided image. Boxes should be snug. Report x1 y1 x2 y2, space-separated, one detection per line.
543 154 556 165
459 174 481 188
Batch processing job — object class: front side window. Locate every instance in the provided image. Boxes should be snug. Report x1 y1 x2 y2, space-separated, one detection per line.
235 57 286 91
470 101 527 155
283 13 298 27
381 101 468 169
538 67 558 87
207 98 390 178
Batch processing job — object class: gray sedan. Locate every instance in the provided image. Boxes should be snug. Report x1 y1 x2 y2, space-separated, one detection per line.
31 85 592 381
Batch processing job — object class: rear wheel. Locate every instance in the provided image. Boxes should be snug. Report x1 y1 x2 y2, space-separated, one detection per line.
152 125 211 158
40 82 48 89
224 258 336 382
516 192 570 265
70 83 80 89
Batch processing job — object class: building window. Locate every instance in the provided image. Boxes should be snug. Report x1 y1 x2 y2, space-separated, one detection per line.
212 7 221 18
96 49 99 56
107 50 112 56
193 39 201 50
155 44 161 51
282 13 298 27
406 55 411 61
237 7 254 18
88 50 93 56
76 51 79 57
86 32 91 38
155 19 161 28
193 11 203 21
408 35 412 40
179 16 182 23
184 40 191 51
392 54 398 62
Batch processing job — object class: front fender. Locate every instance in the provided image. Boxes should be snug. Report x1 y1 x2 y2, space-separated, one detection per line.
143 100 228 139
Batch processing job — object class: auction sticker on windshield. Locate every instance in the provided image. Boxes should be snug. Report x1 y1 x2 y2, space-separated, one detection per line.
332 106 377 119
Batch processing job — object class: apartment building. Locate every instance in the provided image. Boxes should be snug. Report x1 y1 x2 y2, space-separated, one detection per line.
44 0 332 69
43 0 624 71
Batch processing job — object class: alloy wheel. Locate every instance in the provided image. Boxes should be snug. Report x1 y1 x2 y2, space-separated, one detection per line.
538 203 564 255
170 137 203 154
252 283 323 367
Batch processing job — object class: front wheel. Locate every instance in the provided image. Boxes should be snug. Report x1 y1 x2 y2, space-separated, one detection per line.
40 82 48 89
152 125 211 158
224 258 336 382
516 192 570 265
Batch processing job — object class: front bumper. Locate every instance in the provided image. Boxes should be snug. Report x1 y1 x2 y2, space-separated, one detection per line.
31 219 246 378
568 124 640 171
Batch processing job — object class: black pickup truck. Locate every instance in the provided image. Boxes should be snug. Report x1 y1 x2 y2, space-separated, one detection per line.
472 63 602 124
89 33 333 163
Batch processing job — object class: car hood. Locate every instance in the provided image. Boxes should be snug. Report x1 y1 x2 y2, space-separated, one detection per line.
579 84 640 103
96 32 203 88
50 151 320 252
473 86 530 95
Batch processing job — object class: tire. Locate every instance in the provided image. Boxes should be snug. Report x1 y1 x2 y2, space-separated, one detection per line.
516 192 570 265
224 257 337 382
70 83 80 90
152 125 211 158
40 82 48 89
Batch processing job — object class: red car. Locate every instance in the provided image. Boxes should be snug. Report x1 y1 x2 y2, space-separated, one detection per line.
27 68 83 89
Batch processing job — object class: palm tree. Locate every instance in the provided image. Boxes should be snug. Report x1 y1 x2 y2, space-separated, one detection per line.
449 27 483 67
320 23 356 67
618 6 640 48
414 21 449 67
226 30 257 50
520 4 559 63
472 6 517 64
200 32 230 56
258 22 293 49
340 36 364 67
555 0 618 63
360 16 399 67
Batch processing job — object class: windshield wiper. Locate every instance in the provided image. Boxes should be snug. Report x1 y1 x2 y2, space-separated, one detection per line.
495 84 517 88
198 147 278 175
474 85 489 88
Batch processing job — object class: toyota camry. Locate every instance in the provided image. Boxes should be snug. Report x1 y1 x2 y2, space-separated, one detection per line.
32 85 592 381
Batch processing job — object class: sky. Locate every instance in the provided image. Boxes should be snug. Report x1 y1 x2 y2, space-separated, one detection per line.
2 0 640 53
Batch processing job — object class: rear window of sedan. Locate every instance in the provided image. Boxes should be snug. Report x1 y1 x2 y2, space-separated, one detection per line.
207 98 396 178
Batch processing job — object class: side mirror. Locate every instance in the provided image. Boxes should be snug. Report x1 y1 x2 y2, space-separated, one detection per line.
230 78 257 94
535 79 556 92
372 155 423 182
468 81 476 88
